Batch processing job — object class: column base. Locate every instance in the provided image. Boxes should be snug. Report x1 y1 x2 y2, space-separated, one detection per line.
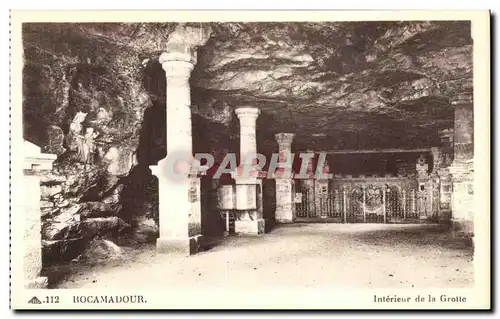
451 219 474 247
235 218 265 235
451 219 474 234
276 214 294 224
25 276 48 289
264 218 276 232
438 209 452 221
156 235 204 256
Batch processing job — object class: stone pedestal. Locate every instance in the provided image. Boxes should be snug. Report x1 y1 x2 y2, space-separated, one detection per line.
151 166 204 255
437 168 453 220
233 178 265 234
150 24 211 255
449 160 474 234
23 141 56 288
275 178 295 222
235 218 265 235
274 133 296 223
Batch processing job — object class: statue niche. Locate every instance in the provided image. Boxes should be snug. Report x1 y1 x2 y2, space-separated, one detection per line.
416 153 429 178
65 111 99 164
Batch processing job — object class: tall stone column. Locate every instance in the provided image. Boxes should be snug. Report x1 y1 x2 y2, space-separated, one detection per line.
415 154 432 218
274 133 296 223
449 94 474 235
430 147 443 172
149 24 211 255
235 107 260 168
23 141 56 288
233 107 265 234
439 128 455 166
431 146 452 220
314 158 330 218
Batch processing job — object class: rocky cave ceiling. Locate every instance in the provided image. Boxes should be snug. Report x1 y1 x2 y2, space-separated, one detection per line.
23 21 472 151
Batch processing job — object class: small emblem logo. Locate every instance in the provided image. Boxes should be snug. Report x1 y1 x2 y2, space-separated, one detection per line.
28 296 42 304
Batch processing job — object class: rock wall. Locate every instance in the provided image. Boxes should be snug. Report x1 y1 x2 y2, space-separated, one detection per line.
23 24 236 266
23 24 160 265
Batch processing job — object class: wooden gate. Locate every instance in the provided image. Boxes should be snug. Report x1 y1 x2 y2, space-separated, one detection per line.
295 180 436 223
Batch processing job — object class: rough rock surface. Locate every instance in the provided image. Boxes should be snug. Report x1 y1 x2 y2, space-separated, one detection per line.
193 22 472 150
81 239 123 261
23 21 472 264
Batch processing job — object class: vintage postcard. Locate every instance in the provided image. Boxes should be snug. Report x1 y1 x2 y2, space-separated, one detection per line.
10 10 490 310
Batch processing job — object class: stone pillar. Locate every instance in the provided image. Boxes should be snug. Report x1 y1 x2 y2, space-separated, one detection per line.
274 133 295 223
431 146 452 220
430 147 443 171
415 153 432 218
314 158 330 218
235 107 260 167
23 141 56 288
149 24 211 255
439 129 455 166
430 147 442 217
302 150 316 217
449 95 474 235
233 107 265 234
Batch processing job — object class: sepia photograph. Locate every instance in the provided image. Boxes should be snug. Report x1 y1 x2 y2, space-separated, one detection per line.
9 10 490 310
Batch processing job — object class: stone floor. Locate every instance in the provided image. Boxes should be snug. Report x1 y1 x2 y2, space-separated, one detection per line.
48 223 473 289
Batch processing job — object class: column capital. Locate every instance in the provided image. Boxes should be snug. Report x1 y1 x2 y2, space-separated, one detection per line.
159 53 195 81
159 51 197 67
274 133 295 178
235 107 260 123
274 133 295 147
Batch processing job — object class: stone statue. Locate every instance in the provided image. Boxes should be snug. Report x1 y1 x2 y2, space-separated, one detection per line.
66 111 100 164
70 111 87 135
66 111 88 153
416 186 427 215
81 127 99 164
416 153 429 178
417 154 426 165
